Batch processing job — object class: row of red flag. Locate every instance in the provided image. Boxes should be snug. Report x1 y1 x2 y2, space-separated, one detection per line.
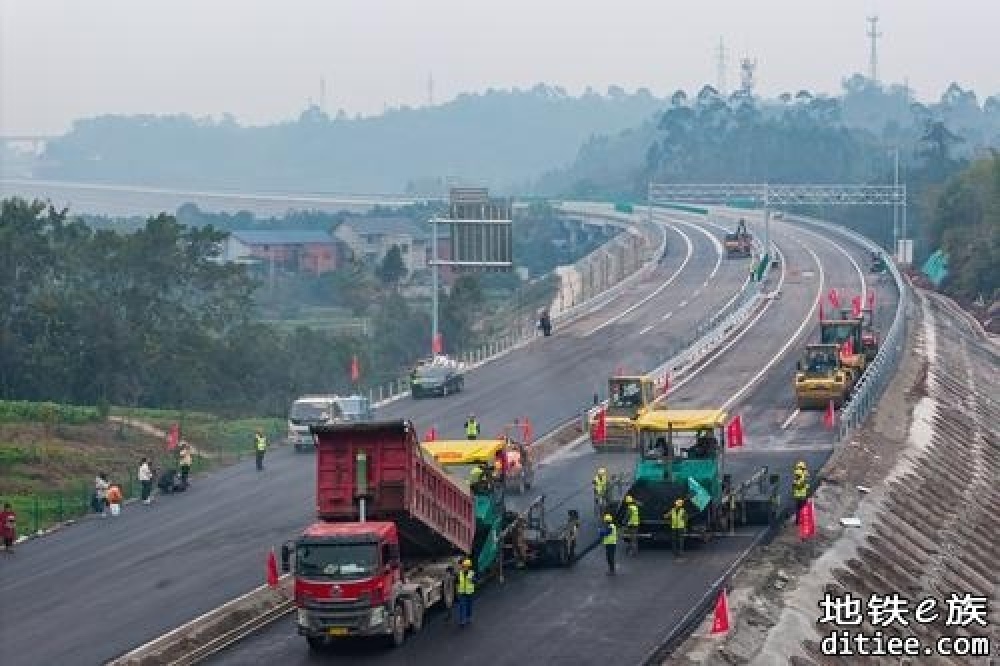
820 289 876 321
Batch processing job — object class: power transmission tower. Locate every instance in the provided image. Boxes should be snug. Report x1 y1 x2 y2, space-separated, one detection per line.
716 38 727 95
739 56 757 97
867 16 882 83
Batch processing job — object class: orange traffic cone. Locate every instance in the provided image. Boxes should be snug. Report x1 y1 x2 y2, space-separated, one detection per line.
710 588 730 635
267 548 279 587
823 400 836 430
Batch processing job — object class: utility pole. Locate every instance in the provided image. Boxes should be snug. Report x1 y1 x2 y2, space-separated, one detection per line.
320 77 326 112
716 38 727 95
427 73 434 107
867 16 882 83
892 148 899 254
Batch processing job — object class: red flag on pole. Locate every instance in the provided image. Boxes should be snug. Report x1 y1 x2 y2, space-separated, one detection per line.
828 288 840 309
522 418 533 443
840 337 854 357
424 426 437 442
594 408 607 443
166 423 180 451
710 588 731 635
432 332 444 355
798 499 816 539
267 548 279 587
726 415 744 448
867 289 875 310
823 400 836 430
350 355 360 383
851 295 862 318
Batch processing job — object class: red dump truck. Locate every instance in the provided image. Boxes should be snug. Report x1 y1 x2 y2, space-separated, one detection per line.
281 420 476 650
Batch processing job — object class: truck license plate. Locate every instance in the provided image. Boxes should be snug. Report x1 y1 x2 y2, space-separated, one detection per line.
328 627 348 636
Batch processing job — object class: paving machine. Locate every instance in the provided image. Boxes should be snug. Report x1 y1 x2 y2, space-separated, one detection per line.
589 375 658 452
794 343 855 409
619 409 779 543
724 219 754 259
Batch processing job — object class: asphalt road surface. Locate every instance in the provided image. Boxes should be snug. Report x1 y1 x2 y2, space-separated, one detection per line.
203 213 899 665
0 210 753 666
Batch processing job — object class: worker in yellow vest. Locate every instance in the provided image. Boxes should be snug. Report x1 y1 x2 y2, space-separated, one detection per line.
456 558 476 627
593 467 609 514
599 514 618 574
624 495 641 555
465 414 480 440
666 498 687 557
254 429 268 472
792 461 810 523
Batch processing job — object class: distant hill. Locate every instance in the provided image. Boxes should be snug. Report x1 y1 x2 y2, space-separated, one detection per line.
533 77 1000 197
33 85 666 195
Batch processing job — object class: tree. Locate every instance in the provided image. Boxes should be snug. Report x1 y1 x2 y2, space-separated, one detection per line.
376 245 407 287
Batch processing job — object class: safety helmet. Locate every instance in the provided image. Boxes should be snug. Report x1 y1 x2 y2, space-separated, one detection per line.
674 498 684 507
625 495 634 504
795 461 806 469
597 467 607 475
603 514 614 523
462 558 472 568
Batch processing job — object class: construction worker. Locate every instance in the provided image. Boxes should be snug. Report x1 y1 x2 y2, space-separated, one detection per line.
599 514 618 574
667 498 687 557
465 414 480 440
593 467 609 513
624 495 640 555
456 558 476 627
254 428 268 471
792 461 810 523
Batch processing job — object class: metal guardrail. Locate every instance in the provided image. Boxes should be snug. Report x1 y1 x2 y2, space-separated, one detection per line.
786 215 908 443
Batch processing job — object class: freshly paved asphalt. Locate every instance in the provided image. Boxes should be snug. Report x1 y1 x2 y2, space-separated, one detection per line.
0 210 751 666
204 213 900 666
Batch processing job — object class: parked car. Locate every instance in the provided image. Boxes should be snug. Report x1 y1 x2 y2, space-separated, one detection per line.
410 363 464 398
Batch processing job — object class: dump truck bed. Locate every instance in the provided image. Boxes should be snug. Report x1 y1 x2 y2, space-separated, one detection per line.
312 420 475 557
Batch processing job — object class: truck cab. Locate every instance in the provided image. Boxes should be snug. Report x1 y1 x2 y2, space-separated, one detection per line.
284 520 453 650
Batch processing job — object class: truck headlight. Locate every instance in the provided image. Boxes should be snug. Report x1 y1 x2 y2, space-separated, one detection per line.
369 605 386 626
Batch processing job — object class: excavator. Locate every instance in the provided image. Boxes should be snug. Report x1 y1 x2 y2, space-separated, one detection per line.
793 343 856 409
724 219 753 259
590 375 658 452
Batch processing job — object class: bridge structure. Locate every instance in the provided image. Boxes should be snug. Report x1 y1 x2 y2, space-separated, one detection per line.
648 182 909 261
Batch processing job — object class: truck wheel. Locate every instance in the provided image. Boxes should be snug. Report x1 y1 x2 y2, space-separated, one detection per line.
389 603 406 647
306 636 328 652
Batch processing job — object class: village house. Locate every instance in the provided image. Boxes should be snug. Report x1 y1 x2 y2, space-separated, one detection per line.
221 230 345 275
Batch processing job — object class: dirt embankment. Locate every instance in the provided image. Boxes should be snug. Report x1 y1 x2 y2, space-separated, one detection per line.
668 288 999 665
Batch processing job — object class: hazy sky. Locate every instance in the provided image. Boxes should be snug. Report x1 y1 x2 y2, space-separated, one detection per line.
1 0 997 136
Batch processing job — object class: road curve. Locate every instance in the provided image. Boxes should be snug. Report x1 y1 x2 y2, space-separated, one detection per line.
0 211 743 666
203 213 900 666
